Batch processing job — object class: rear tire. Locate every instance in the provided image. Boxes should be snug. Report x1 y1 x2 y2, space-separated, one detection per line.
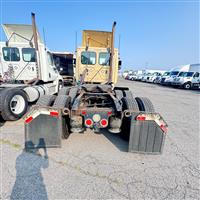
36 95 56 106
0 88 28 121
53 95 71 109
115 90 124 100
135 97 155 112
53 95 71 139
120 96 139 141
69 87 78 104
123 90 134 100
58 87 71 96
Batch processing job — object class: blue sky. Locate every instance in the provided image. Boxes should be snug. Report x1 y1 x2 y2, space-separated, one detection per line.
0 0 199 70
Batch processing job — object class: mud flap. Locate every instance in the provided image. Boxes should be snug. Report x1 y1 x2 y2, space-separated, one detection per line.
128 113 168 154
24 106 62 149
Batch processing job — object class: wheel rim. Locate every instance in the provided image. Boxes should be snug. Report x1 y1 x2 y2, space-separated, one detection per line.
185 84 191 89
10 95 26 115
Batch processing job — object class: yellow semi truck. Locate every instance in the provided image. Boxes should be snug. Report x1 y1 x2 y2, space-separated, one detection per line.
24 22 168 154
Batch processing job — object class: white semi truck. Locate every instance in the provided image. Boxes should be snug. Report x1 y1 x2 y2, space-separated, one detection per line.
0 13 63 121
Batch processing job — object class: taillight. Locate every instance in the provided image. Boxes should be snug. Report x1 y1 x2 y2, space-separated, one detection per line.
136 116 146 121
82 111 87 115
100 119 108 127
50 111 59 117
160 124 168 133
25 116 33 124
85 119 93 127
107 111 112 116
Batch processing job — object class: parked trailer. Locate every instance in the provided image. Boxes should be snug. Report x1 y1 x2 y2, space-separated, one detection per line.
24 22 168 154
52 51 75 86
0 13 63 121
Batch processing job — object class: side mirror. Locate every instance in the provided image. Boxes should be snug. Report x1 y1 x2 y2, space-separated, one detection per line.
73 58 76 67
29 41 33 48
118 60 122 70
5 41 9 47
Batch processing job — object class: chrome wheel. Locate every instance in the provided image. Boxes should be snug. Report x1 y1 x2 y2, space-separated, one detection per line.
184 83 191 89
10 95 26 114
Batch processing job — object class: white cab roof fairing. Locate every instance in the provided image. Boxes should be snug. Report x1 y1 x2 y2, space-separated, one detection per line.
2 24 43 44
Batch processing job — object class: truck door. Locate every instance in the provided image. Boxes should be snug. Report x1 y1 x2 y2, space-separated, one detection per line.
1 47 20 80
47 52 59 81
21 48 37 80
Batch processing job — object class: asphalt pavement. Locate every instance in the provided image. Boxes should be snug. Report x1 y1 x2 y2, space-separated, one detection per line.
0 78 199 199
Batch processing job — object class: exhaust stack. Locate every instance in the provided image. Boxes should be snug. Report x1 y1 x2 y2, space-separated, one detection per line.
31 12 41 80
108 21 116 84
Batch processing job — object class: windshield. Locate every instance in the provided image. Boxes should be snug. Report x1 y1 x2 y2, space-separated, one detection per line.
99 52 110 66
22 48 36 62
163 72 170 76
152 72 159 76
178 72 185 77
3 47 20 61
81 51 96 65
170 71 179 76
178 72 194 77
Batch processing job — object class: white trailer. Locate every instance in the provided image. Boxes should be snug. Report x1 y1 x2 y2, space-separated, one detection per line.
0 13 63 121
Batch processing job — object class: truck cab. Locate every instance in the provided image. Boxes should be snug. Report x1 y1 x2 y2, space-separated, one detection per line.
0 24 62 83
0 42 60 83
162 71 179 85
170 64 200 89
76 47 118 84
75 30 120 85
172 71 200 89
52 52 75 86
0 20 63 121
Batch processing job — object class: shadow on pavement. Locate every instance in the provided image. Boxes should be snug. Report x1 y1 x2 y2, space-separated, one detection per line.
10 139 49 200
102 130 128 152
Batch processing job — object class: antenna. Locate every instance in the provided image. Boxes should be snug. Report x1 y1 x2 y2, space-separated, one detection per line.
75 31 77 53
118 34 121 55
43 27 46 49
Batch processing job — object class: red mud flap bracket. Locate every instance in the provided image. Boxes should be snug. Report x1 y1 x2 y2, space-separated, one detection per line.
128 112 168 154
24 106 62 149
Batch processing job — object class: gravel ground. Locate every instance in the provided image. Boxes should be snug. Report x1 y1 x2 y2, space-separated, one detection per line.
0 78 200 200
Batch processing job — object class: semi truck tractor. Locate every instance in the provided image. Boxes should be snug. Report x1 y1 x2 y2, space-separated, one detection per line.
0 13 63 121
24 22 168 154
